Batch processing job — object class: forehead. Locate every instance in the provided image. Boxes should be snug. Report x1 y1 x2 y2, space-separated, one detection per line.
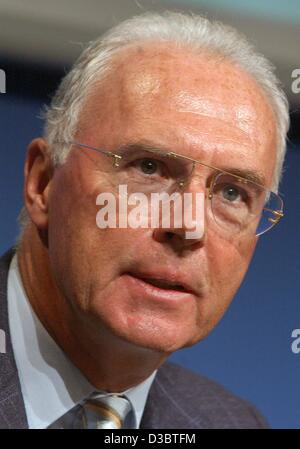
93 43 273 115
77 42 277 184
112 44 260 110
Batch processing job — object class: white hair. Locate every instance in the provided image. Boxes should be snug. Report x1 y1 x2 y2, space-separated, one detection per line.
18 11 290 233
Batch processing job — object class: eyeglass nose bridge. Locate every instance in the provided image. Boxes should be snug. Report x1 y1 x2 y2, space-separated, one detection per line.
176 162 219 204
174 158 197 190
112 154 122 168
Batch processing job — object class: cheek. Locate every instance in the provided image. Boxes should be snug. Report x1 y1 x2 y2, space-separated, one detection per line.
47 171 147 303
206 230 257 299
47 169 107 300
186 232 257 344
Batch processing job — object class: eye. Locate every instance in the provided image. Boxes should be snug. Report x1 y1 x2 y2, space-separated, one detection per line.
133 156 167 178
222 185 242 202
139 158 159 175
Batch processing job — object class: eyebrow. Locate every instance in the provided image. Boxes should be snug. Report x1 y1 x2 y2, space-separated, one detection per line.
117 140 267 188
218 167 267 187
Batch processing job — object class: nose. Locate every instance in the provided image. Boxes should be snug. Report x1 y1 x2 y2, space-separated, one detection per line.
151 186 206 251
152 226 205 251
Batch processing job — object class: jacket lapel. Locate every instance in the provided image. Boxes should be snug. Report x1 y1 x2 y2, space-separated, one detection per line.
0 249 28 429
140 362 209 429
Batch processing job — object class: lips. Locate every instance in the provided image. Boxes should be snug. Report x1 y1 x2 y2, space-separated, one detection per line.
125 271 197 296
138 277 188 293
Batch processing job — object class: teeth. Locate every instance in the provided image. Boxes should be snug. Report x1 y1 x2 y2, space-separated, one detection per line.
143 278 186 292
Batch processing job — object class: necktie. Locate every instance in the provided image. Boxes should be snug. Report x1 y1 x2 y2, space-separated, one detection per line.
81 394 133 429
48 393 133 429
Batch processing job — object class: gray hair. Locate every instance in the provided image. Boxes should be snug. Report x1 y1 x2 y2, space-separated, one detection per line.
18 10 290 233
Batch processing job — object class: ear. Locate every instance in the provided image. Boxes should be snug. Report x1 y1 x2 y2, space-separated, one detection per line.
23 138 54 231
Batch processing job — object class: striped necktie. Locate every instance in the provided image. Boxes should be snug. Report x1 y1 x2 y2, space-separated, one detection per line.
81 394 133 429
48 393 133 429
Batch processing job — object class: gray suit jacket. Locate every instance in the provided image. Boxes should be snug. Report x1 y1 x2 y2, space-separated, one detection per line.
0 249 268 429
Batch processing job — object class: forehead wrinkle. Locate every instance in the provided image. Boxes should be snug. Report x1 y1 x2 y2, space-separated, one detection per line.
174 111 255 146
167 121 255 154
173 93 257 137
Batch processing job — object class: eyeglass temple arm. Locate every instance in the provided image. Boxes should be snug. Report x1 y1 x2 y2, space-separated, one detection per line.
58 141 123 166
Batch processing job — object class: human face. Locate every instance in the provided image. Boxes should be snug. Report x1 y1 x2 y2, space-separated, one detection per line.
46 43 277 354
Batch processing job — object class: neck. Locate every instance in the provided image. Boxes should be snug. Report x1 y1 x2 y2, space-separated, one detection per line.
17 225 167 392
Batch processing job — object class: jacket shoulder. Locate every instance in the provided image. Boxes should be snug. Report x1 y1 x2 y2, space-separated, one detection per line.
0 248 28 429
141 361 268 429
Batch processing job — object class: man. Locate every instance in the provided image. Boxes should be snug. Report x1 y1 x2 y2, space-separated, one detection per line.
0 11 289 429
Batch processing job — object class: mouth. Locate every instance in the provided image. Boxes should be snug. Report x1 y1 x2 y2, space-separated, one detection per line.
138 277 189 293
123 271 197 300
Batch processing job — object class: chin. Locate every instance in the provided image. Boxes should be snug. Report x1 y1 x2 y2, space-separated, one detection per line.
129 320 218 353
116 324 199 354
89 295 207 353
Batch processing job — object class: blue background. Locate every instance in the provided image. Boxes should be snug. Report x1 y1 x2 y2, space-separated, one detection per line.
0 61 299 429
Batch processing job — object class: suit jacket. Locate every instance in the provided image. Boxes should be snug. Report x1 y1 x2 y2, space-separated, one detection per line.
0 249 268 429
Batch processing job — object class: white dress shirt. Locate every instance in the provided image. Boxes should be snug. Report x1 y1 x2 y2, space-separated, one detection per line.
7 254 156 429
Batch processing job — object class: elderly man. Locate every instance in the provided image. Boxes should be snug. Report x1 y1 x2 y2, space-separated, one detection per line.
0 12 289 429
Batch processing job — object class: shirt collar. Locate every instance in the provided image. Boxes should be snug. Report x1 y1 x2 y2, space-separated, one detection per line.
7 254 156 428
